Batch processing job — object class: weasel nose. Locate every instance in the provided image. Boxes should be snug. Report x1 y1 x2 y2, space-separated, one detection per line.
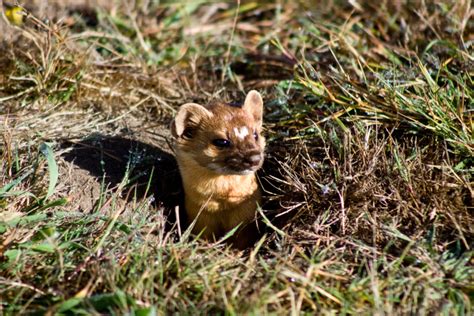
244 154 262 167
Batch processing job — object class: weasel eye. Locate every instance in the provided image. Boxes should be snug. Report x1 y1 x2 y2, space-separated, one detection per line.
212 139 231 148
253 131 259 140
182 128 194 139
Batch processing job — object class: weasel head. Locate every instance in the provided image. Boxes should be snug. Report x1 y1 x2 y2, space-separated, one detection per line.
171 90 265 175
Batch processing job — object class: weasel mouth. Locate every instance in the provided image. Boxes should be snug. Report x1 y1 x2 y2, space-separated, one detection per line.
223 168 256 175
206 163 259 175
206 154 263 175
227 167 256 175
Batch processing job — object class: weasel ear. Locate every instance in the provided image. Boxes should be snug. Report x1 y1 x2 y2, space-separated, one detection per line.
242 90 263 126
171 103 213 138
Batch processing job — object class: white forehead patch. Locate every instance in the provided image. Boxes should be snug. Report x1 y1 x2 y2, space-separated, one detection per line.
233 126 249 139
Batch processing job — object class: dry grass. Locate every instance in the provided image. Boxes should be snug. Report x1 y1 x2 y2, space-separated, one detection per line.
0 0 473 314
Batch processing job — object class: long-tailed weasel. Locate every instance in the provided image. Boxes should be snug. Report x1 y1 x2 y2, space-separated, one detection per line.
171 90 265 249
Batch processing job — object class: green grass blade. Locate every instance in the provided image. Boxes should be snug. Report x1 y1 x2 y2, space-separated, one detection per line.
39 143 58 201
0 169 33 197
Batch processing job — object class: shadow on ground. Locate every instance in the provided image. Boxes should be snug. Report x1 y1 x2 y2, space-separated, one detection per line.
61 134 186 230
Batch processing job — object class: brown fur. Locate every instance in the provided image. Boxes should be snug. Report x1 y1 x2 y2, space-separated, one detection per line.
171 91 265 249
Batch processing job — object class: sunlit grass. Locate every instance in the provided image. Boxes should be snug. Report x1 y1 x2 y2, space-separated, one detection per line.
1 1 472 314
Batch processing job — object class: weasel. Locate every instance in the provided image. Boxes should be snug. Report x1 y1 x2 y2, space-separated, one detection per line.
171 91 265 249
